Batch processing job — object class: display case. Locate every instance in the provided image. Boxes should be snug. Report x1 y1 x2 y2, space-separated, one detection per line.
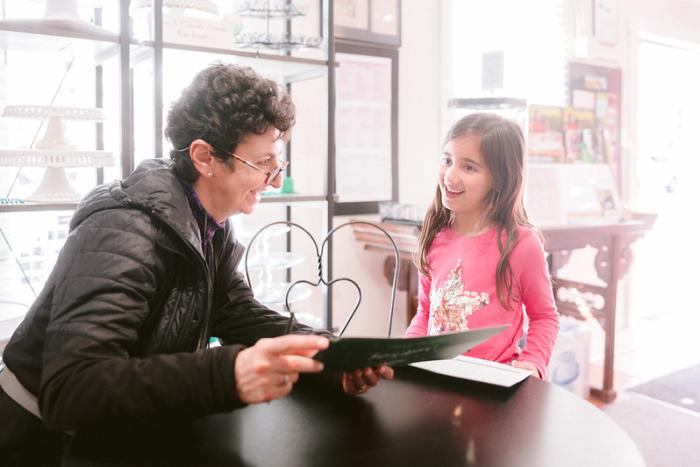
0 1 122 323
0 0 338 332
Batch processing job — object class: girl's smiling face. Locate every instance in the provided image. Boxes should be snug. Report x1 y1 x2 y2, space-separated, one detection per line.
438 134 494 221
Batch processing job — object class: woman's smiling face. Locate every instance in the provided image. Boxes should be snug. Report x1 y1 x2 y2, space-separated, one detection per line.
200 128 285 221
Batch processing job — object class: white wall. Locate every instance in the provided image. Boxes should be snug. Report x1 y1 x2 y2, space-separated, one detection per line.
331 0 442 336
396 0 443 207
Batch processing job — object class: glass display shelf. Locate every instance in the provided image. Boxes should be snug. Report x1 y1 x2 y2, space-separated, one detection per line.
236 0 309 19
0 195 329 213
252 281 313 307
260 194 327 204
0 19 118 43
232 0 322 54
1 104 114 203
246 251 305 270
0 27 119 59
0 202 78 213
0 0 335 330
132 0 221 17
130 0 325 61
130 41 328 78
0 0 121 36
0 3 124 205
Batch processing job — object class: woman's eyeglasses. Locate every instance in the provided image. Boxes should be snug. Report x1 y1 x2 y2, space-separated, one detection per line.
228 152 289 185
209 143 288 184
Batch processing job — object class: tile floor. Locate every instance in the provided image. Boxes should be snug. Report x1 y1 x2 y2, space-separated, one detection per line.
585 305 700 411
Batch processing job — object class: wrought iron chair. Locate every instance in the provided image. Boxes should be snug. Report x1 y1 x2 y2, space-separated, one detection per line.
244 221 401 337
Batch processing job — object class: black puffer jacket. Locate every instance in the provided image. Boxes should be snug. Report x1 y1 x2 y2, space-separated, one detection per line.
3 159 316 430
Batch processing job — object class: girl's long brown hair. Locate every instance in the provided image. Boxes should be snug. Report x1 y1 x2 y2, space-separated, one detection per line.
417 113 531 310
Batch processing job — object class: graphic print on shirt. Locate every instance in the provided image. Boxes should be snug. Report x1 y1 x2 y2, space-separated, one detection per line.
428 259 489 335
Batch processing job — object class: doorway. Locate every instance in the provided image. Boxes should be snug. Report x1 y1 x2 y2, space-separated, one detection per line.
626 36 700 380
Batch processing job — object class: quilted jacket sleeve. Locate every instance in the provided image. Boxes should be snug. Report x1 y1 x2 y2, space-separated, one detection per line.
39 209 244 430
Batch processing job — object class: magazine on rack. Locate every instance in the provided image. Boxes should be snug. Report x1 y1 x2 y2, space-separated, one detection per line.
314 325 508 372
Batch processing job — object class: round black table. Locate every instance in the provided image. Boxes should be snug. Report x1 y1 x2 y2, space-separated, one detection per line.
63 367 645 467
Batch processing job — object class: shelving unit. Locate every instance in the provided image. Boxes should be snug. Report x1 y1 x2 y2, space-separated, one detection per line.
0 104 114 203
0 0 338 330
0 203 77 213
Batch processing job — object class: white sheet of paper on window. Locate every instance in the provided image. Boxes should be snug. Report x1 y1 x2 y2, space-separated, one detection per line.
594 0 619 45
335 53 392 202
525 164 568 226
572 89 596 109
525 163 623 227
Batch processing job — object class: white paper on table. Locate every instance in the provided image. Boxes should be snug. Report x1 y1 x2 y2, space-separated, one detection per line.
410 355 533 387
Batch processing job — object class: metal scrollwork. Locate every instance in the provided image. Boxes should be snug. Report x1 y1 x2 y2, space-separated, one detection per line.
245 221 401 337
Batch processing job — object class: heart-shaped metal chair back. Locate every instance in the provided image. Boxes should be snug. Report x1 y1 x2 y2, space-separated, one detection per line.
244 221 401 337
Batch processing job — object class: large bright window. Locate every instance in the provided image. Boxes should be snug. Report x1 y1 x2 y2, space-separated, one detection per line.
629 37 700 327
635 39 700 211
443 0 569 107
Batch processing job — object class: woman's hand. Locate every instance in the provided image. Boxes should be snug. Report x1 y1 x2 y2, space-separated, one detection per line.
235 335 329 404
341 365 394 395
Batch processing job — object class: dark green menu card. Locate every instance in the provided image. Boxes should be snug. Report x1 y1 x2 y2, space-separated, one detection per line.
314 325 508 371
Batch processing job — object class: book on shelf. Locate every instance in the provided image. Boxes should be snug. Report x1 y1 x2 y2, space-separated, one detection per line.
563 107 605 164
528 104 565 163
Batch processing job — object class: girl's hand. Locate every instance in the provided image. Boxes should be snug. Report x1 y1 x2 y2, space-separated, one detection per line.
511 360 540 378
341 365 394 395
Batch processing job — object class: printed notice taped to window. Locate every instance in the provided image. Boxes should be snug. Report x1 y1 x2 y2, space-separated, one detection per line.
411 355 533 387
314 325 508 372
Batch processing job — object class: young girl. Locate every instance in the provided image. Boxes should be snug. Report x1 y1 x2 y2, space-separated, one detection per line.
405 112 559 378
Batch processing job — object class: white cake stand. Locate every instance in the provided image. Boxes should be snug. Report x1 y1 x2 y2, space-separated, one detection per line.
0 104 113 203
0 0 117 40
2 105 104 121
0 149 112 202
236 0 307 18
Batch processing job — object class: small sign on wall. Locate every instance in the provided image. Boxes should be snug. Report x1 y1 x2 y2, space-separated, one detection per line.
481 51 504 92
162 12 234 48
593 0 618 45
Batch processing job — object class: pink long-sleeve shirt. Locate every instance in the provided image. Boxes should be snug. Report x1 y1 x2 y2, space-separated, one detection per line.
405 225 559 377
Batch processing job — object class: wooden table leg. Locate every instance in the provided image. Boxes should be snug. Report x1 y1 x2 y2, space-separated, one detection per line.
591 235 621 403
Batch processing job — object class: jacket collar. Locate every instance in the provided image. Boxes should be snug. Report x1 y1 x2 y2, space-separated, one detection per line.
71 159 220 261
183 182 225 247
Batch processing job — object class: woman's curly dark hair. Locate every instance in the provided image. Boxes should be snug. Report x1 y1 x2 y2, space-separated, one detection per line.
165 63 295 182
